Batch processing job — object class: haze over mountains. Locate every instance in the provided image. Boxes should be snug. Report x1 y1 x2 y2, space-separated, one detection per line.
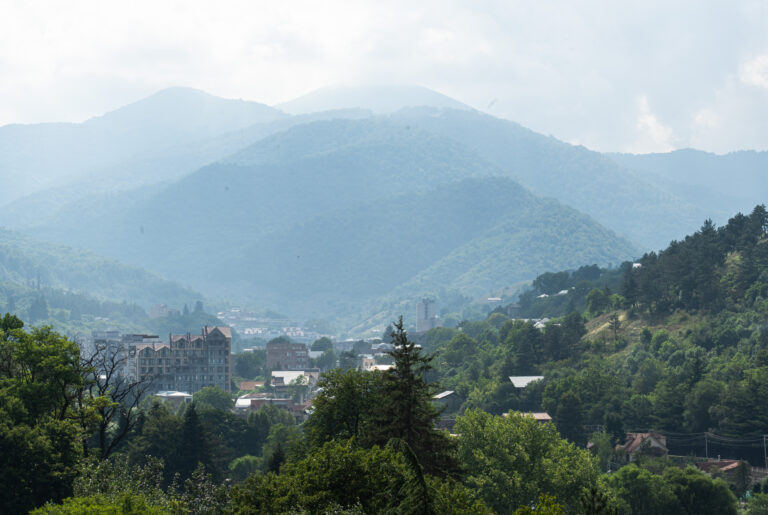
0 85 764 324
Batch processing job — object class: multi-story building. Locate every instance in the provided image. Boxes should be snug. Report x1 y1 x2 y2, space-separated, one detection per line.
128 326 232 393
416 298 442 332
266 340 309 370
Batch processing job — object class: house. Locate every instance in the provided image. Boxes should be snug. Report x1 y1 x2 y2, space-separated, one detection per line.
617 432 668 460
509 376 544 389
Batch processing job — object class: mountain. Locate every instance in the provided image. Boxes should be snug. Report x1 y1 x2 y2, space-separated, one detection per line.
390 108 708 250
277 84 472 114
0 87 287 205
0 227 200 309
239 177 636 315
22 116 636 318
4 85 762 325
607 149 768 225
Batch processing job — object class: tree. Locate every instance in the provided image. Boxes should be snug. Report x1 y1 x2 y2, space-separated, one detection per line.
311 337 333 352
77 340 153 459
338 350 359 370
0 318 84 512
608 313 621 342
370 317 457 477
605 464 679 515
234 350 265 380
455 409 599 513
663 466 737 515
305 367 383 447
193 386 233 412
230 439 486 514
586 288 610 316
555 391 585 445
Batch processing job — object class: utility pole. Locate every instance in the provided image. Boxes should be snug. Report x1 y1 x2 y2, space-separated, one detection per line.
705 432 709 459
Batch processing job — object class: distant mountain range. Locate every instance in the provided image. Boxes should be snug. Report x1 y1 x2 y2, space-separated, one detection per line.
277 84 472 114
0 85 764 324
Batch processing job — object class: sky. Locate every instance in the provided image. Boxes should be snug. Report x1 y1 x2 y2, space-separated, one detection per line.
1 0 767 154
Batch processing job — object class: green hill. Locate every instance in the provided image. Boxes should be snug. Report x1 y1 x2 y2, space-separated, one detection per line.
0 228 200 309
22 117 636 318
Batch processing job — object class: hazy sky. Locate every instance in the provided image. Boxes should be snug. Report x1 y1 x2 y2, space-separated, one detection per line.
2 0 766 153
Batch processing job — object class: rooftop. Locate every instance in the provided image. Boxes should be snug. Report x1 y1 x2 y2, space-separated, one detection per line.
509 376 544 388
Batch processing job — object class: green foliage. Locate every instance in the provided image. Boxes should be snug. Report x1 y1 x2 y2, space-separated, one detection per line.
31 493 170 514
311 336 333 352
193 386 234 412
455 409 600 513
305 367 383 447
605 464 680 515
604 463 738 515
0 318 84 512
230 439 485 514
234 350 266 381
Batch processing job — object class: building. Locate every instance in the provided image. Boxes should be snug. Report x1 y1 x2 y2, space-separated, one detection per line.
266 340 309 370
416 298 441 332
617 433 668 461
361 355 377 371
128 326 232 393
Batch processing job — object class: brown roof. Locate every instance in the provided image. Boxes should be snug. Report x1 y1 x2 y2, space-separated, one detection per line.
206 326 232 339
621 433 668 454
239 380 264 391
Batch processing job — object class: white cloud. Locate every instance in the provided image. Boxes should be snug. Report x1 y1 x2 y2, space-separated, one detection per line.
630 95 675 153
0 0 765 153
740 54 768 88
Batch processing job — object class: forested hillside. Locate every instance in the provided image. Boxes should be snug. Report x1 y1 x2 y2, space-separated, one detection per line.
0 228 199 309
22 118 635 319
609 149 768 227
392 107 707 250
421 205 768 463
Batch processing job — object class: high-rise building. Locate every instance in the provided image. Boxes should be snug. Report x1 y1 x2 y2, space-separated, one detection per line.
416 298 441 332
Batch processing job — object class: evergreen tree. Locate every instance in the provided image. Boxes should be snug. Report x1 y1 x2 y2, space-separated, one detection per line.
371 317 457 477
174 403 216 481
